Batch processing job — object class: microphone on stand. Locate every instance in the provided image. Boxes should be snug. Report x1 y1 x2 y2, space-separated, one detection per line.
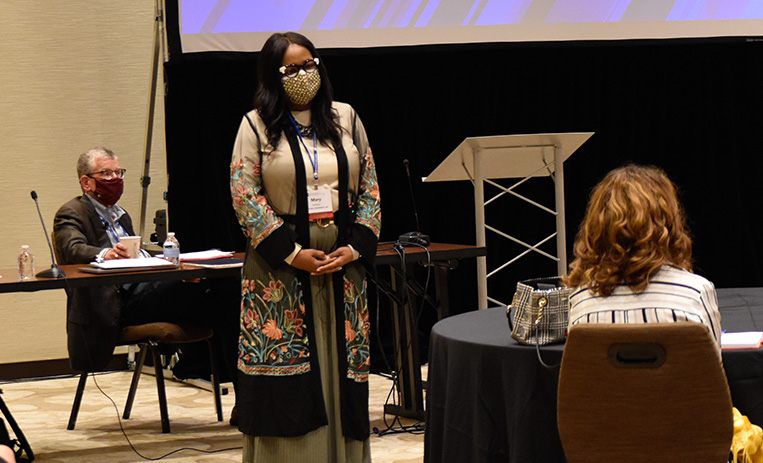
30 191 65 279
398 159 430 247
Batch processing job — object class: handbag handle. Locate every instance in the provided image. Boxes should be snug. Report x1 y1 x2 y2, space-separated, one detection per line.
534 332 561 370
508 302 561 369
530 296 561 368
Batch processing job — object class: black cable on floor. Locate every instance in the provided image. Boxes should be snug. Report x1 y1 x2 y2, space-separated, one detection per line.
91 371 242 460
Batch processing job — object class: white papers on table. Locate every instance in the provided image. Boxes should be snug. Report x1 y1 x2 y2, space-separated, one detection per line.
177 250 234 261
721 331 763 350
88 257 177 270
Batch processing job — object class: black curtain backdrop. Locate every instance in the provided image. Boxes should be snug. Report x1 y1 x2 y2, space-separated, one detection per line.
163 35 763 364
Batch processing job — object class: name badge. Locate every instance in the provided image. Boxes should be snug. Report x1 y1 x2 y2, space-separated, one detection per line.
308 188 333 217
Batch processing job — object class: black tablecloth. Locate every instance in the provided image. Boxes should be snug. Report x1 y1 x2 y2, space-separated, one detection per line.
716 288 763 427
424 288 763 463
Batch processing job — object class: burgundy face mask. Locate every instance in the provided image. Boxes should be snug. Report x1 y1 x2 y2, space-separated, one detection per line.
92 177 124 207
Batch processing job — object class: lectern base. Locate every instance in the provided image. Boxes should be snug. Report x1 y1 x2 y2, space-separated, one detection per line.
383 404 425 421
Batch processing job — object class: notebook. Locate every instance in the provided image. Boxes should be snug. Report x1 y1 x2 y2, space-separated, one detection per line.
721 331 763 350
80 257 178 274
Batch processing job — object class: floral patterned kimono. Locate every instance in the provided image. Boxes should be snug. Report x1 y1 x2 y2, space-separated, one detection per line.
230 102 381 463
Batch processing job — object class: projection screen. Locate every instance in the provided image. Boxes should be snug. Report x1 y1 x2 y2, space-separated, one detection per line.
178 0 763 53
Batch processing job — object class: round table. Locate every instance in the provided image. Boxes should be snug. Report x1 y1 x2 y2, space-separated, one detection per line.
424 288 763 463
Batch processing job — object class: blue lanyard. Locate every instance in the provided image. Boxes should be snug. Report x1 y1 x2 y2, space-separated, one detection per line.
97 214 122 245
288 113 318 188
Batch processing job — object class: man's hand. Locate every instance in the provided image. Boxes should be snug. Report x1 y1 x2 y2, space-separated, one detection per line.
105 243 130 260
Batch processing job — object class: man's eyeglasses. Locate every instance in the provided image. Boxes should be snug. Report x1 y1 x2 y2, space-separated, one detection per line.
86 168 126 179
279 58 320 79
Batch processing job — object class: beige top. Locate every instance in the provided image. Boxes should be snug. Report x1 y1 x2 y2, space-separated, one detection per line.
569 265 722 354
235 104 363 216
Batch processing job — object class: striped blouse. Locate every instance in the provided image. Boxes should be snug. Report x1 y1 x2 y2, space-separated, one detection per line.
568 265 722 349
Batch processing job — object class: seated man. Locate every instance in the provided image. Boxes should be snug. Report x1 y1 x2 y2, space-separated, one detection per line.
53 147 238 419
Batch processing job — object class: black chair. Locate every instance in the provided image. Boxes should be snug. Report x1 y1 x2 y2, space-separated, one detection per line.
67 321 223 433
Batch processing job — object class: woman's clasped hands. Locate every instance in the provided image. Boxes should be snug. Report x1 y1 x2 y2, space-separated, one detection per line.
291 246 355 275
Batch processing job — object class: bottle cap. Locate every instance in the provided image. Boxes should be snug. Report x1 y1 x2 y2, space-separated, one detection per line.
167 232 175 237
21 245 30 250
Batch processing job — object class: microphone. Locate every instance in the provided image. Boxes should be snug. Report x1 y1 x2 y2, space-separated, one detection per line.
398 159 430 247
30 191 65 279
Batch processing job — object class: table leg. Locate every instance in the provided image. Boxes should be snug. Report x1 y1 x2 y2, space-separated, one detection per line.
384 265 425 421
433 260 459 320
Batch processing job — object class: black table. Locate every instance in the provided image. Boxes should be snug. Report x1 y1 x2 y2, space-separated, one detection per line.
424 288 763 463
373 242 487 420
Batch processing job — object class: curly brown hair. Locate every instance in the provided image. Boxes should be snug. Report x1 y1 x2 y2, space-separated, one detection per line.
563 164 693 296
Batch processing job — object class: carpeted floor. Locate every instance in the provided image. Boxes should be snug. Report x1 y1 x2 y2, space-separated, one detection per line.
0 368 425 462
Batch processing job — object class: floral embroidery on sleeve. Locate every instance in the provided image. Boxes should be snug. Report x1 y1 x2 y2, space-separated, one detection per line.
349 107 381 238
354 148 381 238
230 115 284 248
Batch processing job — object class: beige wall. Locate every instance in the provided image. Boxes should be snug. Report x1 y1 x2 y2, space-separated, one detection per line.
0 2 169 364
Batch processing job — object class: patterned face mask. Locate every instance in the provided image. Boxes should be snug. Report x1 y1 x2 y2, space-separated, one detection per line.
281 71 321 106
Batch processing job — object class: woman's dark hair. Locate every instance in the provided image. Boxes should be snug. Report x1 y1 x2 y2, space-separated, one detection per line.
254 32 342 151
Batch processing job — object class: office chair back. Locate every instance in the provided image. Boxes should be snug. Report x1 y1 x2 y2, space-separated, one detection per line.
557 322 732 463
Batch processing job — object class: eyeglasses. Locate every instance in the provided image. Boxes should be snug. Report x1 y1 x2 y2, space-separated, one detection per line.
86 168 126 179
279 58 320 79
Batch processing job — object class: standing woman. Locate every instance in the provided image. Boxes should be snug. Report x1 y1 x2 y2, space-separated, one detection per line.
230 32 381 463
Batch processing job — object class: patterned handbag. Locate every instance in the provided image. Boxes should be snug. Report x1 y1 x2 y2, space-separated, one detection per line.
507 277 571 346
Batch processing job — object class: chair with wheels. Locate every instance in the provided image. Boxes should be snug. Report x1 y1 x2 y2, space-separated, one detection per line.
557 322 733 463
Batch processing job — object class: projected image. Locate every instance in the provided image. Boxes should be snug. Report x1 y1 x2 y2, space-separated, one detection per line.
177 0 763 52
182 0 763 34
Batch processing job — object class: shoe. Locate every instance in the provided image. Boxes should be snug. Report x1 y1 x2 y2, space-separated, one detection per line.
229 406 239 426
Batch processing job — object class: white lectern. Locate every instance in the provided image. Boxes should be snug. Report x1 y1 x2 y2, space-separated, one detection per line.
424 133 594 308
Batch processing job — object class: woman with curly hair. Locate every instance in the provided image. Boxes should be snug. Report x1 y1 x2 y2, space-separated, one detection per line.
562 164 721 349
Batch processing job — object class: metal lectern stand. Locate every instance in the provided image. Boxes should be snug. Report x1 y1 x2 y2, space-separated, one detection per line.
424 133 593 308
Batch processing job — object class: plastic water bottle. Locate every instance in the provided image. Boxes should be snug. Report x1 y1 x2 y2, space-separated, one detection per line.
163 232 180 265
18 245 35 280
